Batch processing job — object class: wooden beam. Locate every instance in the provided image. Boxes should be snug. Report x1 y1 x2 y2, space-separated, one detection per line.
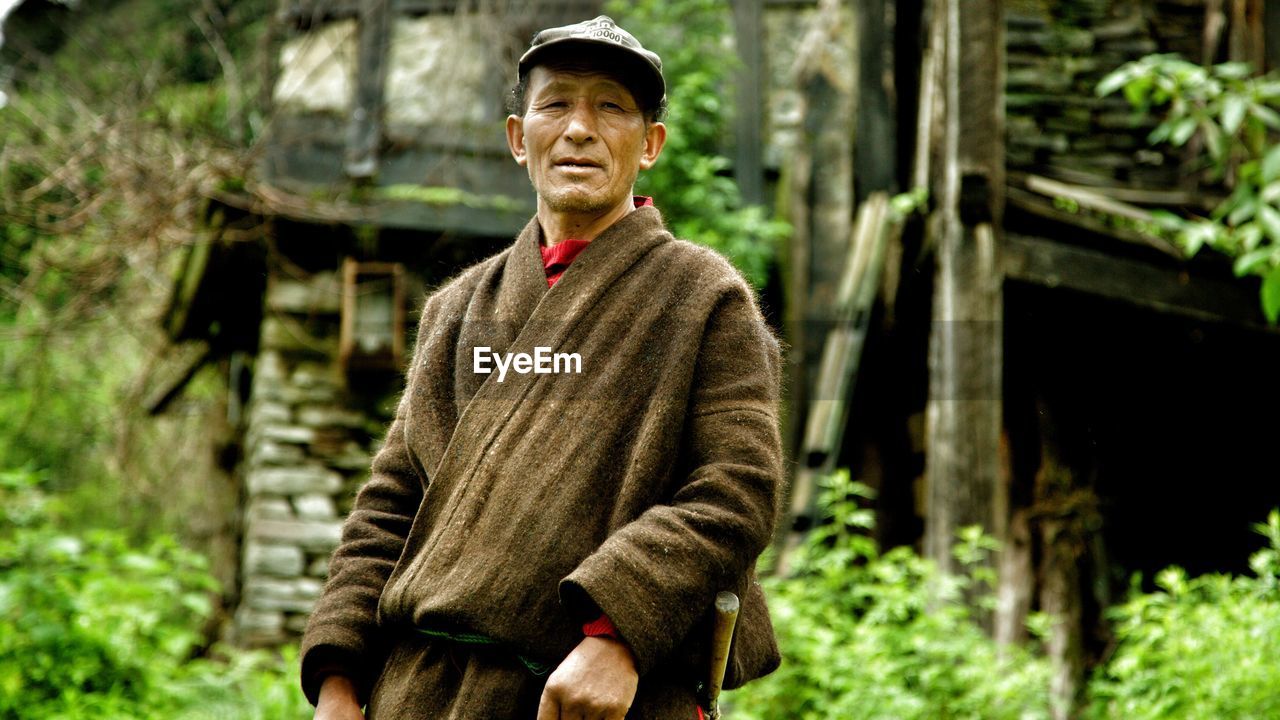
345 0 391 179
855 0 897 198
144 341 214 415
796 0 856 409
1002 232 1274 330
923 0 1004 584
281 0 461 27
732 0 766 205
775 193 900 575
165 231 217 341
1014 167 1202 206
210 184 531 237
1005 184 1185 260
1267 0 1280 72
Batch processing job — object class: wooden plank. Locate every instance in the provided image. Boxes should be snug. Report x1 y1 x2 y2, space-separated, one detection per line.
281 0 456 26
1036 431 1087 720
923 0 1004 585
1023 174 1157 225
345 0 391 179
281 1 605 29
1002 232 1274 330
911 48 935 191
1014 167 1201 206
144 341 214 415
732 0 766 205
774 193 898 575
165 231 217 341
1267 0 1280 72
1005 185 1185 260
796 0 855 413
855 0 897 198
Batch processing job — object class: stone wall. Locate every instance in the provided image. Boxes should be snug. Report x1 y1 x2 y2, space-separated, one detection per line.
231 268 394 645
1005 0 1205 186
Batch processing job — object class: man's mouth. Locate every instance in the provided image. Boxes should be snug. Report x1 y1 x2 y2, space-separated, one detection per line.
554 158 602 169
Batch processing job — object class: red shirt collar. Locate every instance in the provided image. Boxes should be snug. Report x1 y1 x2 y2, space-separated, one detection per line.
538 197 653 286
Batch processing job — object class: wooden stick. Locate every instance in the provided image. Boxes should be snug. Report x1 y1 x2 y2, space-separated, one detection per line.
706 591 740 720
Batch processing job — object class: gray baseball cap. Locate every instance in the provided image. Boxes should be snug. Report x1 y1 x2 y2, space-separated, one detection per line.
517 15 666 110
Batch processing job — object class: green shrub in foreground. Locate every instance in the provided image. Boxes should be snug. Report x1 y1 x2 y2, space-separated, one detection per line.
1085 510 1280 720
728 471 1054 720
0 469 310 719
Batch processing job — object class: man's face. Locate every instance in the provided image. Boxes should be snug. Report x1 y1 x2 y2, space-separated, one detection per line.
506 63 665 218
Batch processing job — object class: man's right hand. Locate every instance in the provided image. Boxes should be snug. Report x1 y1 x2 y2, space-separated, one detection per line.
315 674 365 720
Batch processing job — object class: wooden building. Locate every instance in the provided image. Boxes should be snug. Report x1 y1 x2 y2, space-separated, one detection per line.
157 0 817 648
773 0 1280 714
156 0 1280 712
162 0 600 645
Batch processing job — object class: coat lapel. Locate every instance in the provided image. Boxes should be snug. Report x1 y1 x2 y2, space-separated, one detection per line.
495 214 553 339
435 206 671 481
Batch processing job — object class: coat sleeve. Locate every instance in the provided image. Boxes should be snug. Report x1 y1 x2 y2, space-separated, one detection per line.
558 282 784 677
298 308 435 706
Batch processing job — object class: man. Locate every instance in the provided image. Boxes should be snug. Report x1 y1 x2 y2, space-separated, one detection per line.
302 15 783 719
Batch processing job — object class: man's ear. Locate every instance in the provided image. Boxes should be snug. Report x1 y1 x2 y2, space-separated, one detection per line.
506 114 528 167
639 121 667 170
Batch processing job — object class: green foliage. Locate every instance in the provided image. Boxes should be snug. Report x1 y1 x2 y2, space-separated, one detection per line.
0 0 258 539
606 0 788 288
728 470 1054 720
5 0 272 146
1097 55 1280 322
374 184 532 213
1084 510 1280 719
0 469 310 719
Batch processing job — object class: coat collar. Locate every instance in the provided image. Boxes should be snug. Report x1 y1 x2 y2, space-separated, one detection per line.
496 205 670 337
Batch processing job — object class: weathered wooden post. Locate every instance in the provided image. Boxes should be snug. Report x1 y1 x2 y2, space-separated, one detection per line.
731 0 765 207
922 0 1005 583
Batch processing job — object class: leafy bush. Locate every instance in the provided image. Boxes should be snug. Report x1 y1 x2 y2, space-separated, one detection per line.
0 469 310 719
1097 55 1280 322
1085 510 1280 719
606 0 789 288
728 470 1054 720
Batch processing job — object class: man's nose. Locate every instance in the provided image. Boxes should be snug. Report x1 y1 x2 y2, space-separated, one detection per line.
563 101 596 143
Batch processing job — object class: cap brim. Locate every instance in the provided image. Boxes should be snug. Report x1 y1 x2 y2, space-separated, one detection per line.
517 39 665 109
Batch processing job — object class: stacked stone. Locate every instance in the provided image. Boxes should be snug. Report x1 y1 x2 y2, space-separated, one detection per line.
1005 0 1203 188
232 270 385 645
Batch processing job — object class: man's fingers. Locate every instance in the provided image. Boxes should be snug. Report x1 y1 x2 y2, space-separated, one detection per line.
536 689 560 720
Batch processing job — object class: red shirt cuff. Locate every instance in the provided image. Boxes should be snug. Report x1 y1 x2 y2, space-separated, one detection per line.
582 613 621 640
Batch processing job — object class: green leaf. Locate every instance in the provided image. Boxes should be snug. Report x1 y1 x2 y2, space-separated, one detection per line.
1221 95 1247 134
1228 195 1258 225
1260 204 1280 243
1263 145 1280 184
1214 61 1253 80
1264 265 1280 324
1169 116 1198 145
1124 76 1154 108
1149 209 1186 231
1232 246 1275 276
1202 120 1228 161
1239 223 1265 252
1252 104 1280 131
1096 67 1133 97
1180 223 1215 257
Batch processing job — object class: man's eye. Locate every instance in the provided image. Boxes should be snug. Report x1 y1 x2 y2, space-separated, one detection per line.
601 102 623 110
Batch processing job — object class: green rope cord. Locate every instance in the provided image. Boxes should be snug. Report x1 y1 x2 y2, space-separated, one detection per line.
416 627 552 676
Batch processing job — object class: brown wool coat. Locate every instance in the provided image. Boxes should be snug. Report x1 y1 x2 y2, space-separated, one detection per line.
300 206 784 716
